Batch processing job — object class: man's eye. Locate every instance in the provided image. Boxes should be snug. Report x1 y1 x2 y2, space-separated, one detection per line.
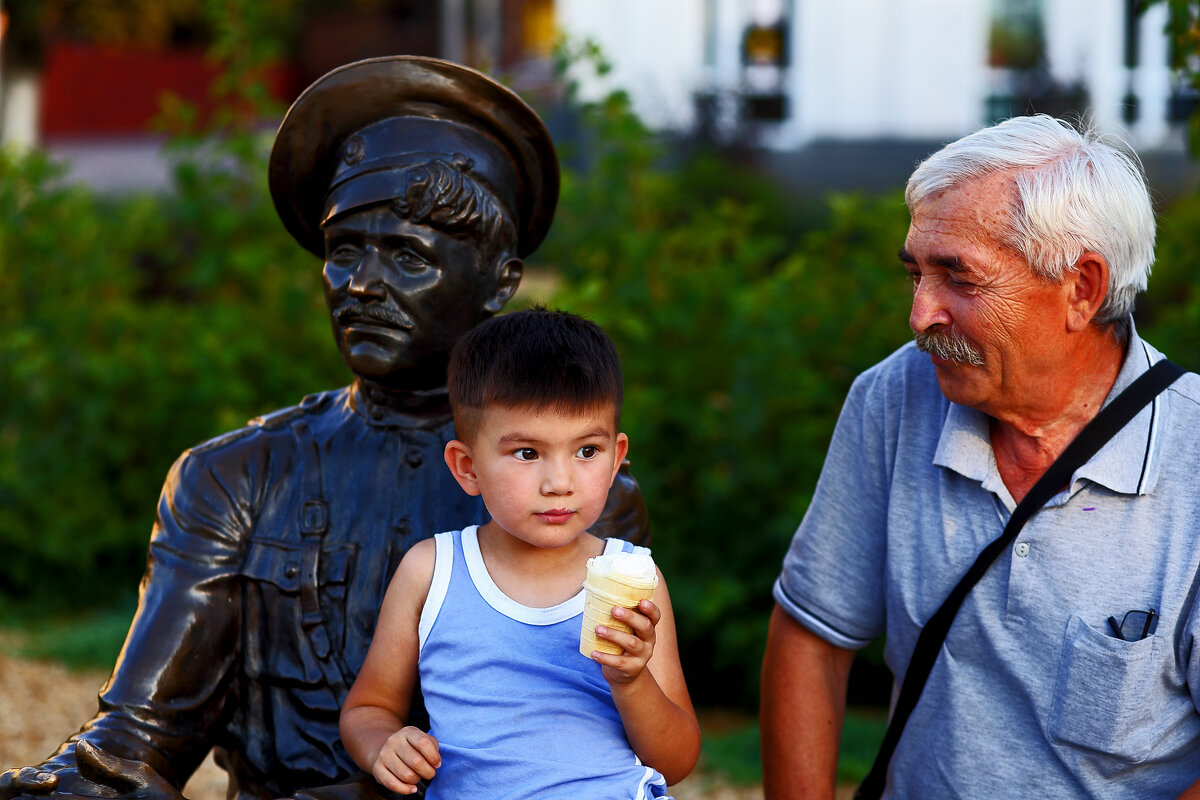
396 249 432 274
513 448 538 461
576 445 599 459
328 244 361 265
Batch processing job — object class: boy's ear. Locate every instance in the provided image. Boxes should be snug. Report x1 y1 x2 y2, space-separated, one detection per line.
444 439 482 496
608 432 630 486
483 257 523 315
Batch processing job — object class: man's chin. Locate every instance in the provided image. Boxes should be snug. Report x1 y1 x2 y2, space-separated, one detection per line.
339 345 414 381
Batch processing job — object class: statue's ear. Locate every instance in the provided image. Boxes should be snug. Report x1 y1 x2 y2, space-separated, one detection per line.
483 257 523 314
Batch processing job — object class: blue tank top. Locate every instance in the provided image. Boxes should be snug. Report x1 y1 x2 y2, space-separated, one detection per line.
417 526 671 799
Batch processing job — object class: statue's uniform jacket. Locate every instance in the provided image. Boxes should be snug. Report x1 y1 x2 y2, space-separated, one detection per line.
59 381 646 800
72 384 485 800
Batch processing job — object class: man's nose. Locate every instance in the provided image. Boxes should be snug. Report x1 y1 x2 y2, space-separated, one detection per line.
347 247 388 300
909 277 951 333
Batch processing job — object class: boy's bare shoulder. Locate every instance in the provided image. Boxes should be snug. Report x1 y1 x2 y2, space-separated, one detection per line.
397 538 437 580
385 537 438 610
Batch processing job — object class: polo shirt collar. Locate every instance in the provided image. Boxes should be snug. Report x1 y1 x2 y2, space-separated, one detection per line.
932 322 1165 505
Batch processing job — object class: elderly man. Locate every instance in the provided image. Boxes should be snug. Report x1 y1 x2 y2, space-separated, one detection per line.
761 114 1200 799
0 56 645 800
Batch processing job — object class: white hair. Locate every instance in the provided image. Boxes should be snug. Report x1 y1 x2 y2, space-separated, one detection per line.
905 114 1155 337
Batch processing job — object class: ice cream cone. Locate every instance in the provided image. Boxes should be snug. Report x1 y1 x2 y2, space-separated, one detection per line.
579 552 658 657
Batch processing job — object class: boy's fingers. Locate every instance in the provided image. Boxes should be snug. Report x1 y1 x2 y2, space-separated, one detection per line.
595 624 649 658
638 599 662 625
610 606 656 642
373 762 419 795
406 730 442 768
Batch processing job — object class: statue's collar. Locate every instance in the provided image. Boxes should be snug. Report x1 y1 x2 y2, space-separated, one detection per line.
351 378 453 429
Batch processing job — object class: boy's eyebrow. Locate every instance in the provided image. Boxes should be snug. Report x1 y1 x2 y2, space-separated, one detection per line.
496 426 613 446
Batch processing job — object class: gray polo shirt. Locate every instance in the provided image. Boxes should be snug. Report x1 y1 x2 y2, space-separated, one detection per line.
774 330 1200 798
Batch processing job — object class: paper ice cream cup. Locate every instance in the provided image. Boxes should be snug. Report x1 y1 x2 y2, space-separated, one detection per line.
579 551 658 657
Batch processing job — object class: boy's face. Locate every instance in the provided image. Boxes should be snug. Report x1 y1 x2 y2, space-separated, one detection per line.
322 204 515 391
445 404 628 549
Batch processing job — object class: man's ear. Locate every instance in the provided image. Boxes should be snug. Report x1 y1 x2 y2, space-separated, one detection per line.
1066 252 1110 332
483 257 523 314
444 440 482 496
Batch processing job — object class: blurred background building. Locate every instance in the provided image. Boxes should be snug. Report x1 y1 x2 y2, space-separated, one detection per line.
1 0 1196 193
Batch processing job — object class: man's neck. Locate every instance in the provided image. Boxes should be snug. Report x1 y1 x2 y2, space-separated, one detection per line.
989 330 1127 503
352 377 453 428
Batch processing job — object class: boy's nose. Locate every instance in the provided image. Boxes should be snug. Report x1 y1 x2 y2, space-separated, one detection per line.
540 461 574 495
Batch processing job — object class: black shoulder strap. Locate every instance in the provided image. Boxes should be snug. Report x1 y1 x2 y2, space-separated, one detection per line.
854 358 1186 800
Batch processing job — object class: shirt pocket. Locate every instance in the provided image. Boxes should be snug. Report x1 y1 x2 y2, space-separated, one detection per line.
241 536 354 698
1047 613 1164 764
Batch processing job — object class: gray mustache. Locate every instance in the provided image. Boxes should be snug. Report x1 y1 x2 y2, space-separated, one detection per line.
914 329 985 366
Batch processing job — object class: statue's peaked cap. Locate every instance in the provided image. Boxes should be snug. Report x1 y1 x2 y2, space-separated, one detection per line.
269 55 559 259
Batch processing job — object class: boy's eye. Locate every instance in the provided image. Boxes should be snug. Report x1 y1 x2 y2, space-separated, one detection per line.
576 445 599 459
513 448 538 461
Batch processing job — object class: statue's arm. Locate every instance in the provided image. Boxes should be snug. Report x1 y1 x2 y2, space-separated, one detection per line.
593 460 650 546
2 445 251 799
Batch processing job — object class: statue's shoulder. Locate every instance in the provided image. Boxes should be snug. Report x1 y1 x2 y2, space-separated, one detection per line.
187 388 346 457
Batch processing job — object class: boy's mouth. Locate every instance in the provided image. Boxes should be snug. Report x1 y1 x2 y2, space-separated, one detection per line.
535 509 576 524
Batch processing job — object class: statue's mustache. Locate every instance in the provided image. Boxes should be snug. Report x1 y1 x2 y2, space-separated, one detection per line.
335 303 413 330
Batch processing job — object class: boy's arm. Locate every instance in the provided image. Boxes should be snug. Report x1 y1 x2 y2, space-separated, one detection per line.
593 571 701 785
339 540 440 794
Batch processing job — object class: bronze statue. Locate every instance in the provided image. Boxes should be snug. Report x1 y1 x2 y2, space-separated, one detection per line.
0 56 647 800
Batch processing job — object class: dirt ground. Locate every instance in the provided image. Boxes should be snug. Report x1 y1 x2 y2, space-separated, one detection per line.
0 646 793 800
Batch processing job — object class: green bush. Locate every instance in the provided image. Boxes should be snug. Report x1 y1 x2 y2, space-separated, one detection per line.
0 140 345 616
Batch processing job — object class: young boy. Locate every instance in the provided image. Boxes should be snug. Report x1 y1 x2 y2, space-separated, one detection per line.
339 308 700 798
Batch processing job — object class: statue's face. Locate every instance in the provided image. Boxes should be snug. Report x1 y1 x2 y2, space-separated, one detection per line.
322 204 500 390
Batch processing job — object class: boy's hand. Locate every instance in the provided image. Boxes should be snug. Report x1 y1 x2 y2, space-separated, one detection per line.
591 599 660 685
371 727 440 796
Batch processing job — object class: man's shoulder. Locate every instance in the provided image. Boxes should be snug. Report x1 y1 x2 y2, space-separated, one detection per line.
848 341 942 407
186 387 349 458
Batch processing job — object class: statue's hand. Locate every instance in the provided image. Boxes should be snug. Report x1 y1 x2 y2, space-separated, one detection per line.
0 766 60 799
0 744 182 800
74 743 182 800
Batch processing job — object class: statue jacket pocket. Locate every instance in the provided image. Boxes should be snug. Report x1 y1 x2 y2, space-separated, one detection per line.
1048 613 1166 764
241 535 354 709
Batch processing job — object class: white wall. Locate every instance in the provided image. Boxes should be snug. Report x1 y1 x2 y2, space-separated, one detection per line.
556 0 707 132
778 0 989 147
556 0 1180 151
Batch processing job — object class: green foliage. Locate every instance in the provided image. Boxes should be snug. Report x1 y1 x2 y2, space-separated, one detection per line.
696 707 886 787
540 85 913 707
3 597 137 672
1135 189 1200 372
1152 0 1200 154
0 0 345 617
0 135 345 616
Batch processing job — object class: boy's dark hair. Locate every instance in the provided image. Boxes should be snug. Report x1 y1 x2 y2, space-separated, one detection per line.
447 308 623 441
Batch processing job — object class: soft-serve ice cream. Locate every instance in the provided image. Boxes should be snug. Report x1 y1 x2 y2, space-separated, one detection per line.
579 551 659 657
